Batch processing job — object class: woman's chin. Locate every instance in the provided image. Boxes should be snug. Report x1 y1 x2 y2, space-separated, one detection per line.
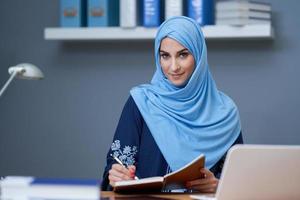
170 79 186 87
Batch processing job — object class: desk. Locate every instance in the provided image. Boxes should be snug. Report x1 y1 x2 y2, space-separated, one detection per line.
101 191 211 200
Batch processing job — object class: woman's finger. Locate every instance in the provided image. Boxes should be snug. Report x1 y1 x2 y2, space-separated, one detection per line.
186 168 219 193
187 180 217 190
187 177 215 186
109 173 125 186
128 165 136 173
109 174 123 183
111 164 132 177
109 168 132 180
127 165 136 178
190 182 218 191
200 168 214 178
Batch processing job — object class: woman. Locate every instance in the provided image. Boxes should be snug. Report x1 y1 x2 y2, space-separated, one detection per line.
101 16 243 193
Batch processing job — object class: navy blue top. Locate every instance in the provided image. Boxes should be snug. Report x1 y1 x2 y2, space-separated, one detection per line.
101 96 243 191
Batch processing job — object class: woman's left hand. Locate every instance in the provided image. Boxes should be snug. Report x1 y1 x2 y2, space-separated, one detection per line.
185 168 219 193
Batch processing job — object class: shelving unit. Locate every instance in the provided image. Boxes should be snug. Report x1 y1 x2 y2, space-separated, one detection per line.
44 24 274 41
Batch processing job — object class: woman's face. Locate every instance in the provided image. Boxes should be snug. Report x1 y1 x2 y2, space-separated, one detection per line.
159 37 195 87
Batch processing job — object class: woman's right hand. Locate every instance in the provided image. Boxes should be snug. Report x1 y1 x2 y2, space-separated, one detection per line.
108 164 136 186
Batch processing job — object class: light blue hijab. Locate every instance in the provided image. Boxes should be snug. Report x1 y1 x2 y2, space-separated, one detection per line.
130 16 241 171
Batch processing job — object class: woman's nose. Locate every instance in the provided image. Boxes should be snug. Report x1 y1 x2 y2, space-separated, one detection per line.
170 59 180 72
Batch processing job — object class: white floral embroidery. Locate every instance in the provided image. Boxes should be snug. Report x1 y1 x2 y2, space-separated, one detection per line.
111 140 138 166
111 140 120 151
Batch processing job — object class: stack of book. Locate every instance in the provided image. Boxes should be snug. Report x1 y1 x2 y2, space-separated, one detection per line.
0 176 100 200
215 0 271 26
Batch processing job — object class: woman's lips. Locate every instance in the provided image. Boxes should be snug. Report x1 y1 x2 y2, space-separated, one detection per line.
170 72 184 79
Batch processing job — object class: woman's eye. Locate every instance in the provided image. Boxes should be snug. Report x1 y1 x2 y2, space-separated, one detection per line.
160 54 169 59
179 52 189 58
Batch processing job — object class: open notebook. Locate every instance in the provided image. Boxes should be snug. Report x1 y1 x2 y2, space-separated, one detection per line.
112 154 205 193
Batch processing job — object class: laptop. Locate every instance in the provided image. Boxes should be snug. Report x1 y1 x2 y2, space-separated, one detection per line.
191 144 300 200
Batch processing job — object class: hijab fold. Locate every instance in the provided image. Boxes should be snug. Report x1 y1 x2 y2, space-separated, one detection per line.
130 16 241 171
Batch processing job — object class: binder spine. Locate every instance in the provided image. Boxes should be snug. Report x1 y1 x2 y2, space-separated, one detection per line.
108 0 119 26
165 0 183 20
60 0 86 27
87 0 119 27
120 0 137 27
143 0 161 27
87 0 107 26
187 0 214 26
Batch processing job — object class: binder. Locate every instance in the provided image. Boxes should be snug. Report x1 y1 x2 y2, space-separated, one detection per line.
143 0 162 27
165 0 183 19
60 0 87 27
120 0 138 27
187 0 214 26
87 0 119 27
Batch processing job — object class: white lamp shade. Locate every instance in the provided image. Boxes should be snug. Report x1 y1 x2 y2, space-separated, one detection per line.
8 63 44 80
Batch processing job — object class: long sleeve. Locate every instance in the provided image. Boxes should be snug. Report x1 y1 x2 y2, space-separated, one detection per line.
101 96 143 191
101 96 243 189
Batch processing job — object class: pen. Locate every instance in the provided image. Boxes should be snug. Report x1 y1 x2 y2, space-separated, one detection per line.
110 154 139 180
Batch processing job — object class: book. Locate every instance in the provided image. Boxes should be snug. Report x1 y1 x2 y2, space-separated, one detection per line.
187 0 214 26
216 1 271 12
60 0 87 27
143 0 162 27
216 10 271 20
165 0 184 20
216 17 270 26
0 176 100 199
112 154 205 193
120 0 138 27
87 0 119 27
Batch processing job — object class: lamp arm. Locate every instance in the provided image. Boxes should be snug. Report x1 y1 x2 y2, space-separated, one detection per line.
0 70 18 97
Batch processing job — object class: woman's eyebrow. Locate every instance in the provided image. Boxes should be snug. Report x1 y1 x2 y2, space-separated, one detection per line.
177 48 188 53
159 48 188 53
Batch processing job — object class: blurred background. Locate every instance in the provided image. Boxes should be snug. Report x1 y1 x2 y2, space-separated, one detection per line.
0 0 299 179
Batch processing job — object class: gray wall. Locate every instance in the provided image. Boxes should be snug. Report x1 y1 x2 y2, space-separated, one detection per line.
0 0 299 179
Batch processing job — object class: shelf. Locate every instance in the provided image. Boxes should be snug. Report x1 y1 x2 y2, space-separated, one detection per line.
44 24 274 41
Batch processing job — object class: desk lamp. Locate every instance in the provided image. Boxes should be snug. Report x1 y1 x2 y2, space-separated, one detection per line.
0 63 44 97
